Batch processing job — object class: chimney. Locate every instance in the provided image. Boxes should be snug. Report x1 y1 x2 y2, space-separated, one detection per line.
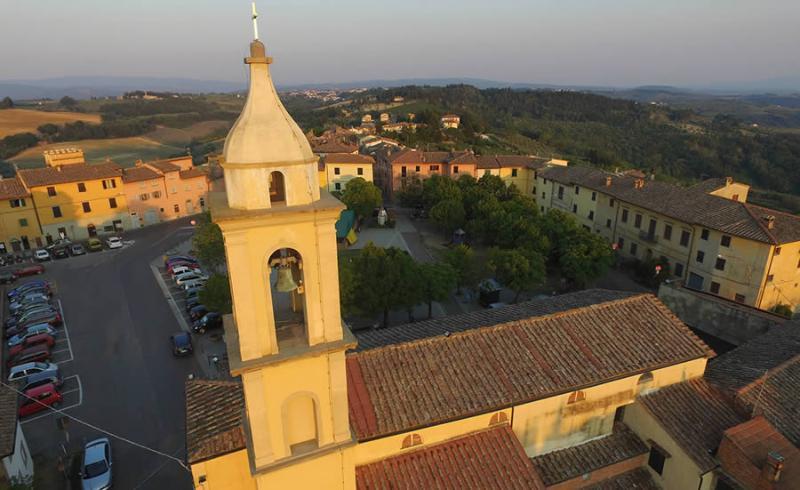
761 451 784 483
726 176 734 186
605 176 613 187
765 215 776 230
634 178 645 189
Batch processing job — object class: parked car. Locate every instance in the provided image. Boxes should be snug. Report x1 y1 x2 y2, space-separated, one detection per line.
0 272 16 285
21 369 63 392
52 246 69 259
81 438 112 490
170 332 193 357
8 280 49 298
189 305 208 321
8 325 56 347
174 271 208 285
181 278 207 291
164 255 197 268
193 312 222 334
167 262 201 275
8 344 51 368
184 286 204 299
9 294 50 313
185 297 202 312
87 238 103 252
6 312 62 337
13 265 45 277
70 243 87 256
6 306 57 328
106 237 123 249
7 361 59 383
34 249 51 262
19 383 62 418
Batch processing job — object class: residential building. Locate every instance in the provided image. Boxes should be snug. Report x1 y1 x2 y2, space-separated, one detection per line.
379 112 390 123
121 158 209 227
440 114 461 129
185 28 716 490
536 165 800 314
317 153 375 193
381 122 420 133
0 177 43 252
42 148 85 167
311 141 358 155
17 162 131 241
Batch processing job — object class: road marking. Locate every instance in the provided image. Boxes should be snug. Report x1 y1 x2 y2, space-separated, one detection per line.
21 375 83 425
150 263 191 333
55 300 74 364
51 348 71 355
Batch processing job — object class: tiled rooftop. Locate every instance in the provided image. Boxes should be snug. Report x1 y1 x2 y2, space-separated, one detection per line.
638 378 744 472
355 426 545 490
476 155 549 170
323 153 376 165
146 160 182 173
185 380 246 464
531 423 648 486
18 162 121 187
721 416 800 490
312 141 358 154
0 177 30 200
179 168 208 180
538 165 800 244
348 292 711 440
585 467 660 490
122 166 162 183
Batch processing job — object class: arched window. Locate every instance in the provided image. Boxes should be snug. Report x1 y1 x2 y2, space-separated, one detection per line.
401 434 423 449
269 248 307 348
636 371 653 386
283 394 318 456
567 390 586 404
489 412 509 426
269 171 286 204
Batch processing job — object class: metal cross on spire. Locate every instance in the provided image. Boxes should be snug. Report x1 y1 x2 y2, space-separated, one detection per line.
251 1 260 40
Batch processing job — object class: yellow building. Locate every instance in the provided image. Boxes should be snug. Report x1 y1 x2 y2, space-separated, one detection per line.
185 16 716 490
17 162 132 241
536 166 800 315
0 177 43 252
317 153 375 192
42 148 85 167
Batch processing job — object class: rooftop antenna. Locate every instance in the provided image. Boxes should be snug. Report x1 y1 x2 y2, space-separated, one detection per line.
251 1 260 40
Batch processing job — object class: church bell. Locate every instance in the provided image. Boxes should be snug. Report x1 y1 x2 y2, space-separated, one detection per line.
275 266 298 292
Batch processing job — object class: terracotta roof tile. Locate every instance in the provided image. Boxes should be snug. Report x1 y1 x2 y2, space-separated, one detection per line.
0 338 17 459
585 467 660 490
0 177 30 200
477 155 549 170
638 378 744 471
323 153 375 165
537 165 800 244
721 416 800 490
349 292 711 440
388 149 476 165
179 168 208 180
122 166 162 183
312 141 358 154
355 426 545 490
18 162 122 187
531 423 648 485
147 160 181 173
185 380 246 464
691 177 731 193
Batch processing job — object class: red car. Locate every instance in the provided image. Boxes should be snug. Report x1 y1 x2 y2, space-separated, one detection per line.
14 265 45 277
9 333 55 358
19 383 62 418
167 261 201 274
7 344 51 368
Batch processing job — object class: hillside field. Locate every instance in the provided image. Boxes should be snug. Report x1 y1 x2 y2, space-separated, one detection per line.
10 136 183 168
0 109 101 137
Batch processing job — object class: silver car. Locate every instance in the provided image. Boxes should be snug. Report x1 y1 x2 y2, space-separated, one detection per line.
81 438 112 490
7 361 59 383
7 324 56 347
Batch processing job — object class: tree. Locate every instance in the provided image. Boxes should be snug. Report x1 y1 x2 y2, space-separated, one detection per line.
340 177 382 220
488 247 546 303
199 274 232 314
771 304 793 319
0 97 12 109
396 177 423 208
429 199 465 236
59 96 78 108
37 123 59 139
418 262 457 318
559 229 614 288
422 174 462 210
441 244 480 293
192 212 225 271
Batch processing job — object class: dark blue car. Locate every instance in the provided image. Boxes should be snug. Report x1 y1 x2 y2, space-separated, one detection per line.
170 332 193 357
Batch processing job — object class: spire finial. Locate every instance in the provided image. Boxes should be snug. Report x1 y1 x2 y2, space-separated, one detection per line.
251 1 260 40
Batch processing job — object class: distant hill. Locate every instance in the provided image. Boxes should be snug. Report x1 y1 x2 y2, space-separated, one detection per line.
0 77 245 100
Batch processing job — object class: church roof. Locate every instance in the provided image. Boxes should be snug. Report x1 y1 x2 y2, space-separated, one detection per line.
185 380 246 464
355 426 545 490
347 292 711 440
223 41 315 166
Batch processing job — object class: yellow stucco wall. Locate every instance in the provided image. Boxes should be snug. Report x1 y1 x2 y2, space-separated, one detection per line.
708 182 749 202
325 163 373 193
0 198 41 250
191 450 258 490
623 402 716 490
760 241 800 312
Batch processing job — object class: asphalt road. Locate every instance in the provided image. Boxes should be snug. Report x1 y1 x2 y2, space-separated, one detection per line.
20 218 200 489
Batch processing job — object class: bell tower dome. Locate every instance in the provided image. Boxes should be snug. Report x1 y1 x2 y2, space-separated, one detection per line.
222 37 320 210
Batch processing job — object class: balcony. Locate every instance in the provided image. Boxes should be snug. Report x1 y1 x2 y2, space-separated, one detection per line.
639 231 658 244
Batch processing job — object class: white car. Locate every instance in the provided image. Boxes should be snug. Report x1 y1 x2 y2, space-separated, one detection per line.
34 249 51 262
170 265 197 277
176 273 209 286
106 236 123 249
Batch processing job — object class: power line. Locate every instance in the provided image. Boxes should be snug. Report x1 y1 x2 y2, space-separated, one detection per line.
0 380 191 473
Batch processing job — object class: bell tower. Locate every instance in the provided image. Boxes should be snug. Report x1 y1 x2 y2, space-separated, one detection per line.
211 4 355 488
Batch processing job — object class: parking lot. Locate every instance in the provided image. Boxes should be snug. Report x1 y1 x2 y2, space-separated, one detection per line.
3 220 201 489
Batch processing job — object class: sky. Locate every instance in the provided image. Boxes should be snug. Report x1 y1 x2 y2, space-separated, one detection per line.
1 0 799 88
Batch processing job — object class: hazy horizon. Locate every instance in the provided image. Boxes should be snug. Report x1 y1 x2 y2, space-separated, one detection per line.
1 0 799 89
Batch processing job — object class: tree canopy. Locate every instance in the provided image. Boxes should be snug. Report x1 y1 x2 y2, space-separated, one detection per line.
199 274 232 314
339 177 382 220
192 212 225 272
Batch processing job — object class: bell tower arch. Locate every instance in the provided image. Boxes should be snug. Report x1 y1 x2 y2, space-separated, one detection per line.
209 6 356 488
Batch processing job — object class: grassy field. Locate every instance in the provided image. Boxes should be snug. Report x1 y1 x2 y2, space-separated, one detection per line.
146 120 230 145
10 136 183 168
0 108 101 137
